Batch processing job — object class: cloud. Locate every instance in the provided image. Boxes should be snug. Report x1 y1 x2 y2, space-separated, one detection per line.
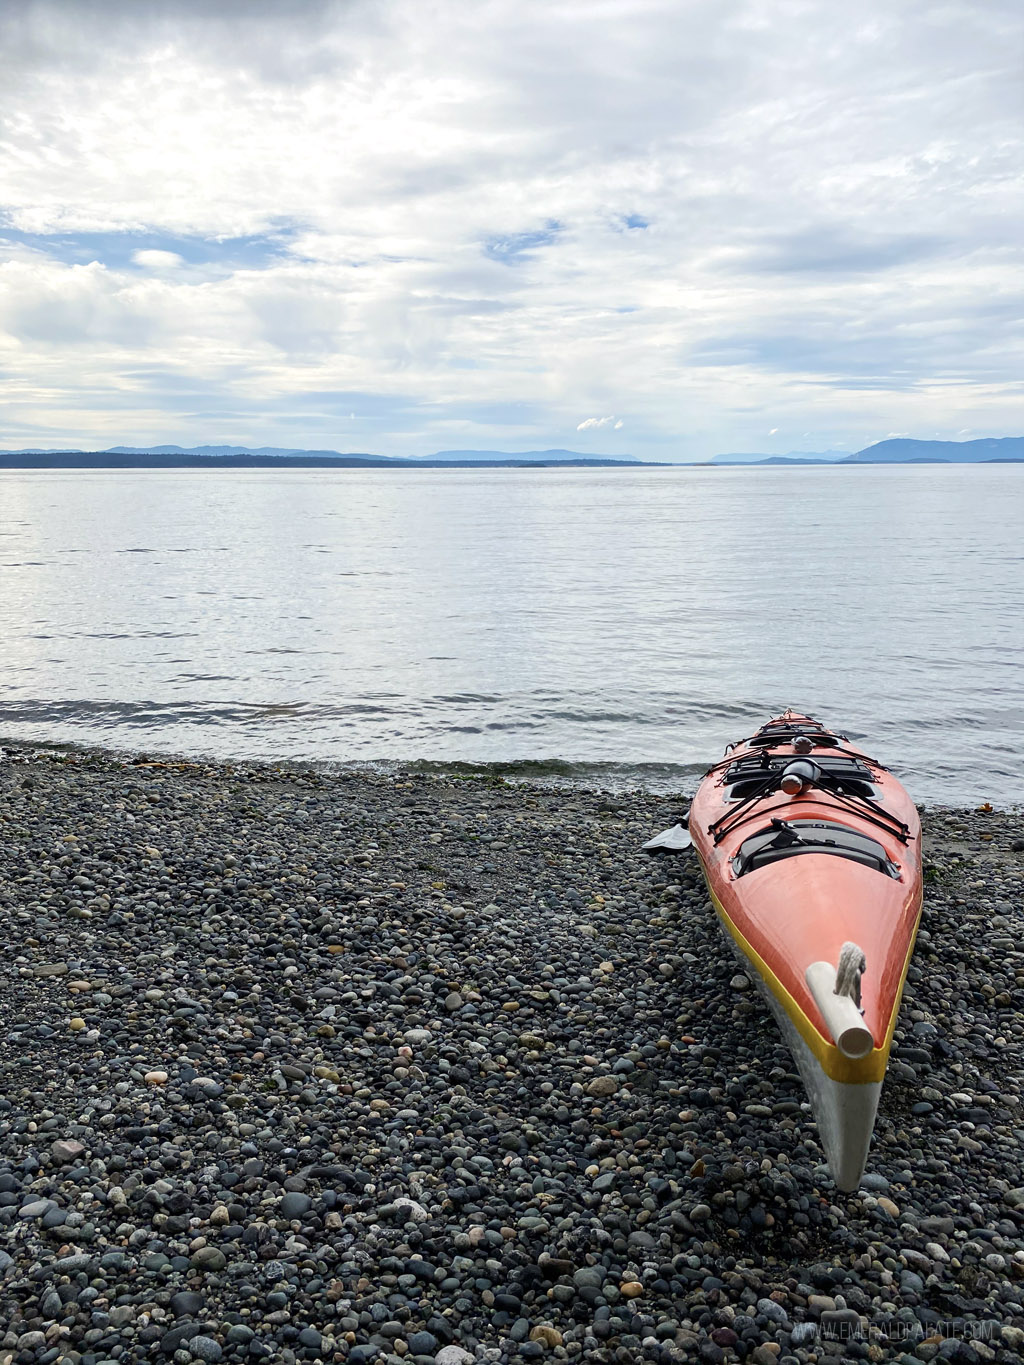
0 0 1022 455
727 228 949 277
132 249 185 270
577 415 624 431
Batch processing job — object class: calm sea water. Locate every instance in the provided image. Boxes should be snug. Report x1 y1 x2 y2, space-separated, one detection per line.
1 465 1022 805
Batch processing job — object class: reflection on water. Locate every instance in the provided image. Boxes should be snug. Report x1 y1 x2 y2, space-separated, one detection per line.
1 465 1022 804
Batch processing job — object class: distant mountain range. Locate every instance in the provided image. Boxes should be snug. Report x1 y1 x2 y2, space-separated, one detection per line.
0 437 1022 468
710 450 849 465
104 445 647 465
424 448 642 463
106 444 358 459
0 446 643 469
710 437 1024 465
842 437 1024 464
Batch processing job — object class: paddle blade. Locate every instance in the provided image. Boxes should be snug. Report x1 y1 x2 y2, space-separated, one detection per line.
642 823 692 853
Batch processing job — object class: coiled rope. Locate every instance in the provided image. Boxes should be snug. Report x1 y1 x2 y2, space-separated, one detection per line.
835 941 866 1010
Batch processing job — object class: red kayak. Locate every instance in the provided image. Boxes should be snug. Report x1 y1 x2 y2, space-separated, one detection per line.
687 711 922 1190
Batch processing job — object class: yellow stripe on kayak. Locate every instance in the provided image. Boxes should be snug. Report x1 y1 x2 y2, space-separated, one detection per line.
698 863 922 1085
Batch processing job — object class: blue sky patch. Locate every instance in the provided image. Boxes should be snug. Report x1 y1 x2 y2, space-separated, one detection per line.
0 223 300 272
483 220 563 264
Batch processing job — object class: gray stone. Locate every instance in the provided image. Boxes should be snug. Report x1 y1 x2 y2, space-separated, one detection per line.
186 1337 223 1362
189 1247 226 1272
171 1291 205 1317
757 1298 790 1327
585 1075 619 1097
18 1199 56 1219
821 1308 863 1338
51 1138 87 1164
52 1254 94 1274
279 1191 312 1219
40 1289 63 1319
406 1331 438 1353
573 1267 605 1289
858 1172 890 1193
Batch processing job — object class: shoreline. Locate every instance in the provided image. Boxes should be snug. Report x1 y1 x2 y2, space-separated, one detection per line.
2 737 1020 813
1 746 1022 1363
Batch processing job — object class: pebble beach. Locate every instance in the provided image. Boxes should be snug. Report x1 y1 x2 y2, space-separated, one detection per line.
1 746 1023 1365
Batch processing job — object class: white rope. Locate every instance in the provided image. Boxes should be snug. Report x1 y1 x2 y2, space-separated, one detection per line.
835 941 866 1009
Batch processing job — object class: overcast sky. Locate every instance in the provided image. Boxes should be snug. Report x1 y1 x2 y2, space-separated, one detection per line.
1 0 1021 459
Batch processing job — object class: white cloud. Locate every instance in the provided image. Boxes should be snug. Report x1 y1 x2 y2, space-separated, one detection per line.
0 0 1022 454
132 249 185 270
577 415 622 431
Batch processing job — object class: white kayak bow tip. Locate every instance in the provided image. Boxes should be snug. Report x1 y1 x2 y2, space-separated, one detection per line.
642 822 693 853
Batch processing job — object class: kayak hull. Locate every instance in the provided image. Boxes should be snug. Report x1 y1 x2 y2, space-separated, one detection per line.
770 983 883 1193
689 712 922 1190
